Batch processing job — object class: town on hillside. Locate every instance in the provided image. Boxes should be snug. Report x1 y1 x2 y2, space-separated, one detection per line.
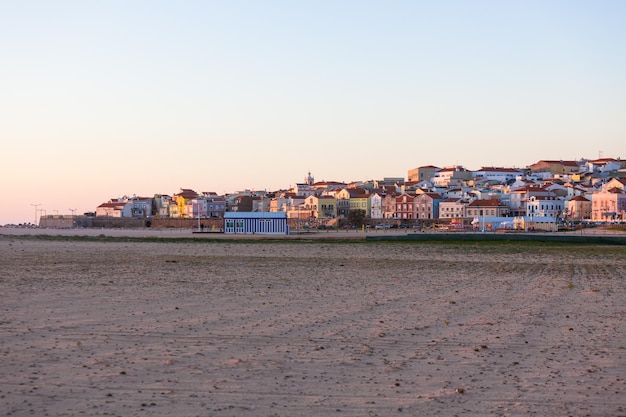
38 158 626 232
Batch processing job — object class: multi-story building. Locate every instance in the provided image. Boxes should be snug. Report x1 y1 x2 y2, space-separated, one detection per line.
375 178 404 188
304 195 337 219
567 195 592 221
336 188 369 218
415 193 444 219
509 185 553 216
172 188 199 218
591 188 626 222
394 194 415 219
584 158 625 174
407 165 440 183
96 200 132 217
370 193 383 219
382 192 398 219
527 195 564 218
465 199 510 218
188 192 226 218
349 193 372 218
432 166 473 187
336 197 351 218
153 194 172 217
439 198 467 219
96 196 153 218
472 167 524 183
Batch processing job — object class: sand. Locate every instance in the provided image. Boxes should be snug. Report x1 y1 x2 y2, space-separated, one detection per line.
1 234 625 416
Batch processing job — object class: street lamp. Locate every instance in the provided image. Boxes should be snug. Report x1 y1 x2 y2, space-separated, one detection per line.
30 203 41 225
37 208 46 225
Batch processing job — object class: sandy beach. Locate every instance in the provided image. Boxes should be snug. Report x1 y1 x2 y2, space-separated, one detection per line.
1 233 625 416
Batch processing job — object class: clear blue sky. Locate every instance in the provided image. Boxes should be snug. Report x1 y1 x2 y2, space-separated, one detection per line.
1 0 625 224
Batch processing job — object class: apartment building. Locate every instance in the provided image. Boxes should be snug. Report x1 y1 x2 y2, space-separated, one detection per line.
439 198 466 219
465 199 510 218
591 188 626 222
527 195 564 218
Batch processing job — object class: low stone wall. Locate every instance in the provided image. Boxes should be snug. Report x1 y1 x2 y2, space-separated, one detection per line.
40 216 225 230
40 215 93 228
88 217 225 230
90 217 145 228
149 218 223 230
366 232 626 245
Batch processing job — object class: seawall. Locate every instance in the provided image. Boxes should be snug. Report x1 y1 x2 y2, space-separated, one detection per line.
366 232 626 245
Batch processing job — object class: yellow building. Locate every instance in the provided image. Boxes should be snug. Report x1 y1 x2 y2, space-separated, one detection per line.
173 188 199 218
349 194 372 218
336 188 370 218
303 195 337 219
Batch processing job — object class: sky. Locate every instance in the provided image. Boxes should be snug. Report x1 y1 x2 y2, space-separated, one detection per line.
1 0 625 224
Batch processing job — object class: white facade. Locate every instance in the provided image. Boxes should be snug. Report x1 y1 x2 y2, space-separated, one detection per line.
472 168 523 183
96 202 132 218
370 193 383 219
96 196 149 218
527 196 564 218
432 166 472 187
439 199 466 219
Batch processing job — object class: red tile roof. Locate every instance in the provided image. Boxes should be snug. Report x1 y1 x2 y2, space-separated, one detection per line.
467 199 506 207
570 195 590 202
175 189 199 199
97 202 126 208
477 167 523 172
536 160 579 167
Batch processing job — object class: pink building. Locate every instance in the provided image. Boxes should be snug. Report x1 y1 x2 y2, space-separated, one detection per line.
591 188 626 222
394 194 415 219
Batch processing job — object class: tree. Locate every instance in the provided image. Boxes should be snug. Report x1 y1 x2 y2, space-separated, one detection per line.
347 209 366 227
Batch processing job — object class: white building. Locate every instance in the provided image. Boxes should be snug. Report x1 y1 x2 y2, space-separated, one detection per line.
370 193 383 219
527 196 564 218
439 198 466 219
432 166 473 187
96 201 132 217
472 167 524 183
96 196 152 218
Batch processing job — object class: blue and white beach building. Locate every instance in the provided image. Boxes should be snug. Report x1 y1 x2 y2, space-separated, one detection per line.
224 212 289 235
